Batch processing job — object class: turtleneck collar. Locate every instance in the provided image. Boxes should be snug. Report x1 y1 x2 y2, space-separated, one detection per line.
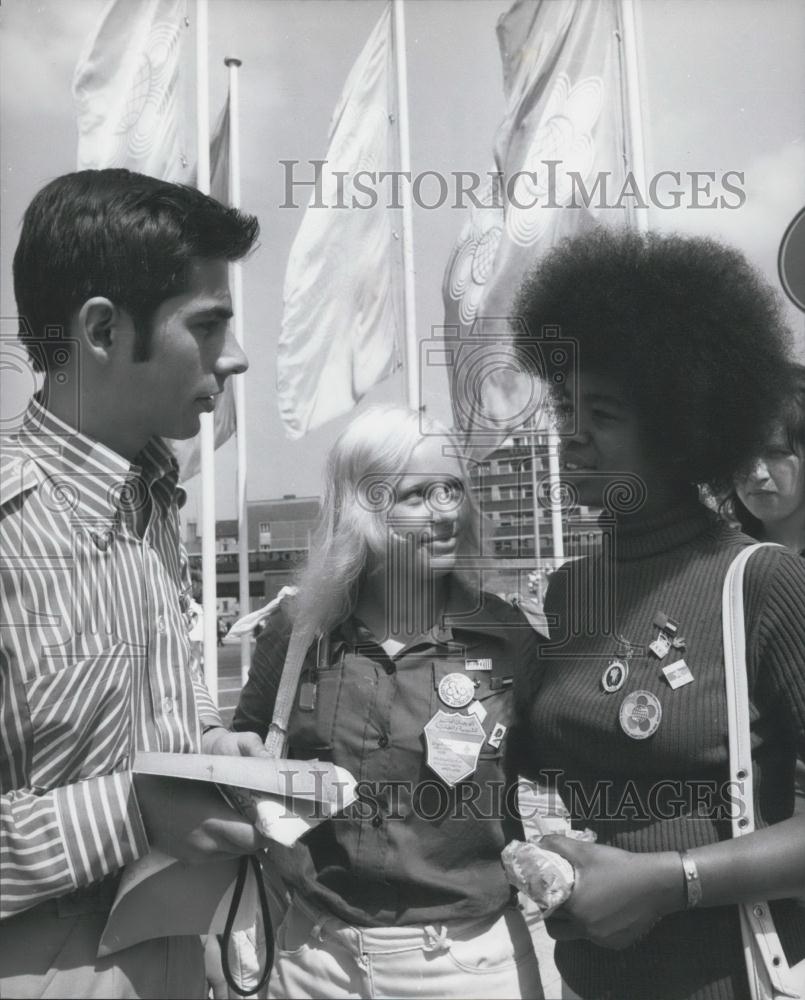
601 488 732 562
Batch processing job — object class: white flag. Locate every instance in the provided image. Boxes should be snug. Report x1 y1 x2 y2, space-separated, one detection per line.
441 0 633 452
73 0 189 182
277 4 402 439
73 0 235 482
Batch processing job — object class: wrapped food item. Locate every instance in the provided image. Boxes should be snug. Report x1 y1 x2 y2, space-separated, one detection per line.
518 777 573 838
502 839 576 915
517 778 597 842
508 779 598 917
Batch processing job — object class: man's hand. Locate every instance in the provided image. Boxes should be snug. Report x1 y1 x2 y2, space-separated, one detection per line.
202 726 269 757
540 835 684 950
133 773 270 863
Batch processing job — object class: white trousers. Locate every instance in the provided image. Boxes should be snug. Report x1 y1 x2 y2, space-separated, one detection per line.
267 893 544 1000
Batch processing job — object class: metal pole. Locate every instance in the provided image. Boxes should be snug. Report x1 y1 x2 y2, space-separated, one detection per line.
619 0 649 233
225 56 252 684
529 417 542 566
547 429 564 563
196 0 218 702
392 0 419 411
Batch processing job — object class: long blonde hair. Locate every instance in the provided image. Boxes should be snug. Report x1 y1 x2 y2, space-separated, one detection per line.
292 405 482 643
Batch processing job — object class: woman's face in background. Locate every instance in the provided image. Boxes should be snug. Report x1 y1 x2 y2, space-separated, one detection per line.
735 424 805 526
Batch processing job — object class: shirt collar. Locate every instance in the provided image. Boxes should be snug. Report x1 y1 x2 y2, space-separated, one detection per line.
18 395 180 524
335 575 515 656
437 574 518 642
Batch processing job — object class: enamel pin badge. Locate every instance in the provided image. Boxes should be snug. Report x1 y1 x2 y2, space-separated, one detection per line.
438 672 476 709
662 659 694 689
619 690 662 740
465 658 492 672
424 711 486 785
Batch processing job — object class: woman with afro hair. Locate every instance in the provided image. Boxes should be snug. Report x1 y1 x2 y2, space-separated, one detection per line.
510 228 805 1000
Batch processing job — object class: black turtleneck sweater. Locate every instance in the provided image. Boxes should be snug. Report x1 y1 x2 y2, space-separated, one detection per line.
515 496 805 1000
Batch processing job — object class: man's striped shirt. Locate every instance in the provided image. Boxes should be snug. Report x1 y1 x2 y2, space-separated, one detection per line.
0 398 221 919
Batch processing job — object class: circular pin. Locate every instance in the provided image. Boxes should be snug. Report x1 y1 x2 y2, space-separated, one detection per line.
619 689 662 740
602 659 628 693
438 672 475 709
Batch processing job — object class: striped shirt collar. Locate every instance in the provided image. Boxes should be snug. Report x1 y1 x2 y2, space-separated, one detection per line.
18 395 180 523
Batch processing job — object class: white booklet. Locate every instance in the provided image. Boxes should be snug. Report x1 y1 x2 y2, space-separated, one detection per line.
98 751 356 957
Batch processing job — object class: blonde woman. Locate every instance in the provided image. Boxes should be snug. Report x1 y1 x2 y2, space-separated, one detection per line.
233 406 543 1000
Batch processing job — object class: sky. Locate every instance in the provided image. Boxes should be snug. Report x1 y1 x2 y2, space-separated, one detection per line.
1 0 804 523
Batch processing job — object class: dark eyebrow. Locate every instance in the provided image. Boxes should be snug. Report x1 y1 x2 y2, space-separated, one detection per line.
191 305 233 322
584 393 629 409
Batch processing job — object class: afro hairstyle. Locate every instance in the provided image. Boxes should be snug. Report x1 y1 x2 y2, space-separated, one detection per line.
512 227 795 494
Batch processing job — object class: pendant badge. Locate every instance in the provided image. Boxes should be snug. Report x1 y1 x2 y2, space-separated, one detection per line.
619 689 662 740
602 659 629 693
438 672 476 709
424 710 486 785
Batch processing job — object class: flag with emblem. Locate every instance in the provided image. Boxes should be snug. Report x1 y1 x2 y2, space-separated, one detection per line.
440 0 634 452
73 0 190 182
277 4 402 439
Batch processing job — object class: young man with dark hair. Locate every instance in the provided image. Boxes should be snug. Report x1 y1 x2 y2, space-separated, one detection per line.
0 169 266 998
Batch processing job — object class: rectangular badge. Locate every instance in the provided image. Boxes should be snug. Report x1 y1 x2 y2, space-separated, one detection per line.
488 723 507 749
468 700 487 722
465 658 492 672
662 659 694 690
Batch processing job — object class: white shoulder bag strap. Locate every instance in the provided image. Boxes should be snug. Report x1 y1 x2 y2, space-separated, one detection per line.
263 624 318 758
723 543 802 1000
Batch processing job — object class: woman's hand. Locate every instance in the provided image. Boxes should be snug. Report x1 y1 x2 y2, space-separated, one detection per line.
540 835 684 950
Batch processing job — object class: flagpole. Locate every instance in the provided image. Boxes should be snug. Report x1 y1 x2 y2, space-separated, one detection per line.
392 0 419 412
547 429 565 563
619 0 649 233
196 0 218 702
528 416 541 567
224 56 251 685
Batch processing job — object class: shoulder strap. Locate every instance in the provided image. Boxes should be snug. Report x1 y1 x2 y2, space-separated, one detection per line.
263 626 332 759
722 542 796 997
263 624 312 758
722 543 766 839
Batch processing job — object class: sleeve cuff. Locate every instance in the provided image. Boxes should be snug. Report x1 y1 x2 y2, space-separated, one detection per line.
193 681 224 730
54 772 149 889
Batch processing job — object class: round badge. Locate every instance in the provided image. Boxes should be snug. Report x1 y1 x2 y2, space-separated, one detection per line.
619 689 662 740
438 672 475 709
602 659 628 693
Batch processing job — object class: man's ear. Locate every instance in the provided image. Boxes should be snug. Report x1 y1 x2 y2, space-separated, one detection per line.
75 297 128 365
